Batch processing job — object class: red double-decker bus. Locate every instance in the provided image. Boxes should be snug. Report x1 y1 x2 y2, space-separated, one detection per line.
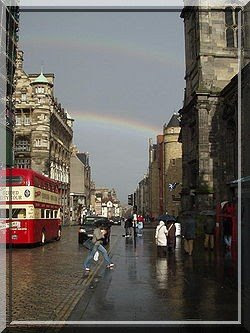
0 168 62 245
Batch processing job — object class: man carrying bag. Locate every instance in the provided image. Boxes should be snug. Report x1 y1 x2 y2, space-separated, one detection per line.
83 225 114 272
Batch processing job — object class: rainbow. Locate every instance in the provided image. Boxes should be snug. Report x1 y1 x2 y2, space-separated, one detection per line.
70 110 161 136
20 34 183 68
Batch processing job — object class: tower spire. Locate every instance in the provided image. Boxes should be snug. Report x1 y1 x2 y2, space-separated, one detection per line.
41 61 44 74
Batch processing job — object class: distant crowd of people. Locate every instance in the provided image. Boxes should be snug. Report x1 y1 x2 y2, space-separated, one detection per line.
123 202 235 258
82 201 235 272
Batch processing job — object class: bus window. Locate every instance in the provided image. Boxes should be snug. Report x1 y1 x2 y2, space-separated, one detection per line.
46 210 50 219
0 209 9 218
50 210 53 218
54 210 58 218
12 208 26 219
41 209 45 218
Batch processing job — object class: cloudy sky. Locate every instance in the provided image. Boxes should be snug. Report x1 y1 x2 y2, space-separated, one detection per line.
19 10 185 204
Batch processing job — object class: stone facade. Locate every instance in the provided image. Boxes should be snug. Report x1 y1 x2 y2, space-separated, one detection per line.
136 174 149 217
0 5 19 167
163 114 182 217
70 146 91 223
157 135 164 215
13 50 73 223
148 139 160 219
135 116 182 219
215 61 250 202
179 6 241 211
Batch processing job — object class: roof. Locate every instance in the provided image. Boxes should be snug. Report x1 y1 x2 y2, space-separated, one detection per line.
166 114 180 128
76 153 89 166
102 197 114 204
31 71 53 86
65 110 73 120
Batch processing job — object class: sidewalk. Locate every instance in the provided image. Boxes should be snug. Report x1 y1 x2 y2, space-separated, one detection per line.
66 227 238 323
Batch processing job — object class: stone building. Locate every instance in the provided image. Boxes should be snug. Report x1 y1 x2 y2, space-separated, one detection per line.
101 198 121 218
213 61 250 202
214 37 250 333
157 135 164 215
179 5 242 211
70 146 91 223
91 186 121 217
136 116 182 219
0 4 19 167
148 139 160 219
136 174 149 217
163 114 182 217
13 50 74 223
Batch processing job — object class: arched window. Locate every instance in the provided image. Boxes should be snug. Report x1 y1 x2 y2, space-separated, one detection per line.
225 6 243 48
225 7 234 26
226 27 235 47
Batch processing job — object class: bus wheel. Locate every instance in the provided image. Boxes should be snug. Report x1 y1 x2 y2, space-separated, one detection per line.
41 230 46 245
56 228 61 241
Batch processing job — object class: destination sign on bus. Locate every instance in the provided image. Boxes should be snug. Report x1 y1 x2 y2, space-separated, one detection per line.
0 186 60 205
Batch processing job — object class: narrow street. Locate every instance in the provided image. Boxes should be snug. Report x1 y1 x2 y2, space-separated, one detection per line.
7 223 238 325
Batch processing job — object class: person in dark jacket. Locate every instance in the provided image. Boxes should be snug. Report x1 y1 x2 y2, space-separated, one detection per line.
204 215 216 250
166 220 176 252
124 217 133 237
181 214 196 256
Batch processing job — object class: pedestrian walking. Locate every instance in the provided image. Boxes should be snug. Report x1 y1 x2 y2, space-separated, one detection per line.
181 213 196 256
221 201 233 250
203 214 216 250
83 226 114 271
124 217 133 237
223 218 232 250
137 215 144 237
133 212 137 237
166 220 176 252
155 220 168 257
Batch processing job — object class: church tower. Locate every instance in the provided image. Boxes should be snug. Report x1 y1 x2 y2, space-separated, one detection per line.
179 4 243 211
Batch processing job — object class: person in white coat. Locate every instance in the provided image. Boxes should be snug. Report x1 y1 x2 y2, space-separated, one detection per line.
155 220 168 257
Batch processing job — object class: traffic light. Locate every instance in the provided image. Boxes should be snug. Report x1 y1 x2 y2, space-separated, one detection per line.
128 194 133 205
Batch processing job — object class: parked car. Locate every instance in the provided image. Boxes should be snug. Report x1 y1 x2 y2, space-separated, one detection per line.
78 215 112 245
110 216 122 225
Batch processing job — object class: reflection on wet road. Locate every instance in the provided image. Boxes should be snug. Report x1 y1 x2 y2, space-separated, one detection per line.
68 227 238 322
7 225 238 323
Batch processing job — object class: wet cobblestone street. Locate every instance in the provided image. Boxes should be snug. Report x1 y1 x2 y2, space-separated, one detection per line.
7 224 238 327
7 225 118 322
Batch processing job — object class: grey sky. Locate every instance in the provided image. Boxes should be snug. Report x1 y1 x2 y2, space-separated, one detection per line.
19 11 185 204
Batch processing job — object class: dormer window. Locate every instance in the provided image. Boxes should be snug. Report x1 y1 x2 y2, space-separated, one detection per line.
36 86 45 94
